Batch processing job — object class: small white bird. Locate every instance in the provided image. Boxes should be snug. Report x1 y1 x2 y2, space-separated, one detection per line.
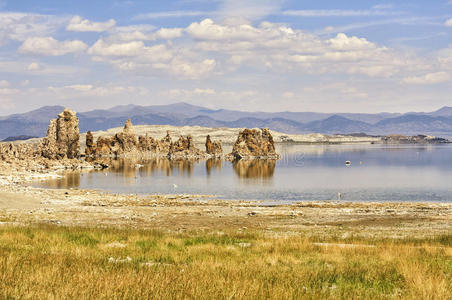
337 192 343 200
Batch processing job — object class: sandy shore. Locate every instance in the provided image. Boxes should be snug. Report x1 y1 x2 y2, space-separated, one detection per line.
1 169 451 239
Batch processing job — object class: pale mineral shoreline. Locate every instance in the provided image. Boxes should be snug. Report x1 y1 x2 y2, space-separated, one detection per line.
1 162 451 240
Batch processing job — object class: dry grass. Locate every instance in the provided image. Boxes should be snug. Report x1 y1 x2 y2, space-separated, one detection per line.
0 225 451 299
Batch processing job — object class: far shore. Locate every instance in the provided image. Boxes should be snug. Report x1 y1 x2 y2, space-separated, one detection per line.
5 124 450 147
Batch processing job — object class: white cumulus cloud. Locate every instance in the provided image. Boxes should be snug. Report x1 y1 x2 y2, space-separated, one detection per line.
19 37 88 56
67 16 116 32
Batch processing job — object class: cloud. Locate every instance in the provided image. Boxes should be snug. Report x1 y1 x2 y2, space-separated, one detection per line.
0 60 86 77
87 36 217 79
66 16 116 32
184 19 410 77
0 80 10 87
282 9 401 17
47 84 149 98
372 4 394 10
27 62 41 71
165 88 216 97
303 83 369 100
216 0 284 22
108 26 183 42
320 16 440 34
19 37 88 56
328 33 376 51
154 28 183 39
282 91 294 98
0 88 20 95
88 40 148 56
134 11 209 20
134 0 283 22
445 18 452 27
0 12 66 46
84 18 426 80
401 72 451 85
186 18 262 40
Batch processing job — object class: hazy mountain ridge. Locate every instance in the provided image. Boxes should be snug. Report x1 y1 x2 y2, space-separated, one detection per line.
1 103 451 140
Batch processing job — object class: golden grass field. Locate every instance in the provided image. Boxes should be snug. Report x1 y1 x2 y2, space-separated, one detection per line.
1 225 451 299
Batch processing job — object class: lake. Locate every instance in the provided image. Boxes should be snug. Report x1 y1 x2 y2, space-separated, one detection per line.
34 144 452 203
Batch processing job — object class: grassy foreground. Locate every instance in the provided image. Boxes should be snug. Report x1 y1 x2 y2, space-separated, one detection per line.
0 225 451 299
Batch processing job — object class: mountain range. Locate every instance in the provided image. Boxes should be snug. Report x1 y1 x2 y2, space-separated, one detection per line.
1 103 452 141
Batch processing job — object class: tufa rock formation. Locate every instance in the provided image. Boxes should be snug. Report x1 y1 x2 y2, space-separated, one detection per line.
168 135 204 159
205 135 223 158
1 109 283 166
39 108 81 159
112 119 139 155
137 131 172 154
0 108 94 171
0 143 36 161
85 131 95 156
228 128 279 160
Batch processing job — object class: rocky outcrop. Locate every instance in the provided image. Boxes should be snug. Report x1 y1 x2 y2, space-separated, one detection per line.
1 109 281 166
228 128 279 160
168 135 204 159
137 131 172 154
39 108 80 159
0 109 95 171
112 119 138 155
159 131 172 153
85 131 95 156
0 143 36 161
138 134 157 152
205 135 223 158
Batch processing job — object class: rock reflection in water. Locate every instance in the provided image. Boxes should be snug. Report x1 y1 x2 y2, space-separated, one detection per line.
43 172 81 189
232 159 276 180
106 158 198 178
206 158 222 176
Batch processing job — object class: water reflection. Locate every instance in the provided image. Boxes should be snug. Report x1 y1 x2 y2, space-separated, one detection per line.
43 171 81 189
98 158 199 178
232 159 275 179
34 144 452 202
206 158 222 176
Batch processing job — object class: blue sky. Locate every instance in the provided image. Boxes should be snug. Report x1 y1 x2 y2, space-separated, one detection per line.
0 0 452 114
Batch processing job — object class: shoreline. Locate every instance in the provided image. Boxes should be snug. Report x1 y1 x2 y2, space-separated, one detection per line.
1 166 451 239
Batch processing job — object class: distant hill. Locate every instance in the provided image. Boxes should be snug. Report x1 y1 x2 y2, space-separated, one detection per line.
1 103 452 140
429 106 452 117
303 115 373 134
2 135 38 142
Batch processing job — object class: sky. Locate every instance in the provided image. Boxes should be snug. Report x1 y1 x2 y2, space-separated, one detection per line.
0 0 452 115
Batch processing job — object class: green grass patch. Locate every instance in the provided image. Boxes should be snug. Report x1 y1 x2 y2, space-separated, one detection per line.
0 225 450 299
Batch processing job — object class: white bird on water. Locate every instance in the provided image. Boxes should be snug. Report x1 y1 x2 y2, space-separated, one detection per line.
173 184 178 193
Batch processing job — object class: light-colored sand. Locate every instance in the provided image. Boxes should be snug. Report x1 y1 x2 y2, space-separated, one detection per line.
1 178 451 239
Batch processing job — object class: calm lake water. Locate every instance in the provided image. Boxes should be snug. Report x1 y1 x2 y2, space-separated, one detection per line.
34 144 452 202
